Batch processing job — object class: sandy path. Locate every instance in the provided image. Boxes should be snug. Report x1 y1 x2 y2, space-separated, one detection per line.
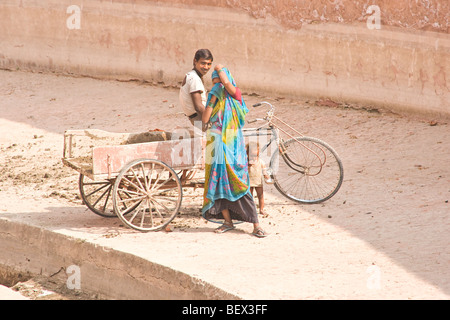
0 69 449 299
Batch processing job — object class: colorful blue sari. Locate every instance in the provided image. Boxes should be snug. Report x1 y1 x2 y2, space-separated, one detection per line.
202 69 254 222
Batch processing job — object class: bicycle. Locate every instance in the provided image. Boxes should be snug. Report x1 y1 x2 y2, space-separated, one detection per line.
243 101 344 204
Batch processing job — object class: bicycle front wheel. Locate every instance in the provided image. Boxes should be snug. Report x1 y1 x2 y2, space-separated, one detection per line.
270 136 343 204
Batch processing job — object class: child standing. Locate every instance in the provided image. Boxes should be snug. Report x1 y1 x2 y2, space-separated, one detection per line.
247 141 269 217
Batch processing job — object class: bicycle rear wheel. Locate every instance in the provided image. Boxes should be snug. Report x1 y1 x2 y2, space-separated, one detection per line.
270 136 343 204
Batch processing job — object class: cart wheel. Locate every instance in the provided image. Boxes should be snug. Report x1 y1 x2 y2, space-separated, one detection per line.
112 159 183 232
79 174 115 217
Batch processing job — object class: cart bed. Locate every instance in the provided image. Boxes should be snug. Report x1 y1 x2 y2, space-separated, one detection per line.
63 129 205 181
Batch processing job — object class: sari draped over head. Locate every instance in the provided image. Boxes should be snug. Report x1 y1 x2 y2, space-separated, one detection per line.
202 68 250 218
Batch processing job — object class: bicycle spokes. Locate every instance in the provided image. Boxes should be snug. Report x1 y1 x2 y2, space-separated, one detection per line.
271 137 343 204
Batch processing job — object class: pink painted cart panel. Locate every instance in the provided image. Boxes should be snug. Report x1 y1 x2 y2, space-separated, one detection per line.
92 137 205 178
62 129 206 181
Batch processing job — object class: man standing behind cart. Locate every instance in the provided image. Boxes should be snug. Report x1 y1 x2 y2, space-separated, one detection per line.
179 49 213 135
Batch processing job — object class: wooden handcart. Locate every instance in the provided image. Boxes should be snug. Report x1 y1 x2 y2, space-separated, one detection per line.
62 129 205 232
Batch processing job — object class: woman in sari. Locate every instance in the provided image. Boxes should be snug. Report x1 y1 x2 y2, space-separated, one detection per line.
201 64 267 237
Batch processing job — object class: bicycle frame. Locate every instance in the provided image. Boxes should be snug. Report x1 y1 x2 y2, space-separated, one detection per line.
244 102 328 176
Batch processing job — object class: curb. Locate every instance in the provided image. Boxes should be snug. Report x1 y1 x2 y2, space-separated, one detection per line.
0 219 239 300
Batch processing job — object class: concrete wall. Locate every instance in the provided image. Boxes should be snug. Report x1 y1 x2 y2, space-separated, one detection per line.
0 0 449 118
0 219 238 299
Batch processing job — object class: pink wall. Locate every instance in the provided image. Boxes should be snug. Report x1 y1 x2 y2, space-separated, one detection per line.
1 0 449 118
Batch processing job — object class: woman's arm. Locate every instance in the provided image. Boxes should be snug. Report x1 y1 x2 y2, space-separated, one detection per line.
215 64 236 96
202 95 217 124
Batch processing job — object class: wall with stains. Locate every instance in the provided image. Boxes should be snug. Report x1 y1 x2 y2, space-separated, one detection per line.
0 0 449 118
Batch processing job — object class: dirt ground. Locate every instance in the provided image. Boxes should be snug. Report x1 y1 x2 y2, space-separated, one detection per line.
0 69 449 300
